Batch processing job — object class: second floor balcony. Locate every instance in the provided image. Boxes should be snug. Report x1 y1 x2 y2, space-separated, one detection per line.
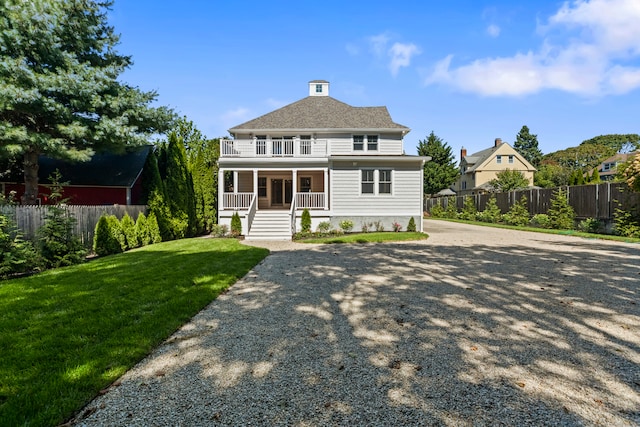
221 137 327 158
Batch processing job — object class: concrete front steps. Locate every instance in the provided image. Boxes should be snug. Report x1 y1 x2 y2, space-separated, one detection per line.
246 210 292 240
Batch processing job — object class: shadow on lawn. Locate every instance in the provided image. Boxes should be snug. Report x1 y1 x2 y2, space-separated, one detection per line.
80 235 640 426
0 240 269 427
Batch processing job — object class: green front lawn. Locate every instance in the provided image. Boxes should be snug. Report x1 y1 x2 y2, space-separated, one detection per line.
0 238 269 427
297 231 428 244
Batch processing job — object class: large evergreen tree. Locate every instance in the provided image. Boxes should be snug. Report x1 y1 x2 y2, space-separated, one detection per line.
0 0 174 204
417 131 459 195
514 125 543 168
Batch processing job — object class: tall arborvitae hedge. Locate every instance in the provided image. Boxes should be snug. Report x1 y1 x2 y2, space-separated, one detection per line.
190 138 219 234
164 132 197 238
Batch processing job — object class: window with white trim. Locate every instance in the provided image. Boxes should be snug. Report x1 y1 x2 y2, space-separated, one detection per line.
361 169 375 194
496 155 502 164
508 155 514 164
379 169 392 194
316 84 323 93
353 135 364 151
367 135 378 151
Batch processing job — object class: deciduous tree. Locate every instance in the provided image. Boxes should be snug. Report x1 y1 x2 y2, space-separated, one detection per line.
0 0 174 204
489 169 530 192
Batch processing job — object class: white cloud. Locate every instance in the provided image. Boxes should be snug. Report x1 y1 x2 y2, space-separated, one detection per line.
366 33 420 76
388 43 421 76
487 24 501 38
220 107 250 128
424 0 640 96
368 33 391 57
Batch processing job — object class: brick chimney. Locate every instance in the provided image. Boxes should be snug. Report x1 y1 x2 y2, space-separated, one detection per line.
461 147 467 159
495 138 502 147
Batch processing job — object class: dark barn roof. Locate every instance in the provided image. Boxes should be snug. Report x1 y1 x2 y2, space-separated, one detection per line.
2 145 151 187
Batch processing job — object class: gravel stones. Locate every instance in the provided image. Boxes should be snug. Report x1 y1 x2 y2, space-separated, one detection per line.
73 222 640 426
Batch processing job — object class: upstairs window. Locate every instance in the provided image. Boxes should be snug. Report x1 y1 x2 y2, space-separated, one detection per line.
496 155 502 164
361 169 375 193
379 169 392 194
367 135 378 151
508 155 514 164
316 84 323 93
353 135 364 151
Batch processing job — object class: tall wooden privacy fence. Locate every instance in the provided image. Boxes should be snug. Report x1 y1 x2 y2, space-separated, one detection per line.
1 205 147 247
424 183 640 220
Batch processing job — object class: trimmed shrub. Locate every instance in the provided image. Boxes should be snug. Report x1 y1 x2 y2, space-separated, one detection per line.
444 197 458 219
530 214 551 229
339 219 354 233
547 189 575 230
121 213 138 249
502 196 530 226
459 196 477 220
93 215 123 256
37 205 86 268
301 209 311 233
430 204 444 218
0 212 39 278
210 224 229 237
578 218 600 233
407 217 417 232
135 212 151 246
614 207 640 237
477 196 501 223
146 212 162 244
317 221 332 233
230 212 242 237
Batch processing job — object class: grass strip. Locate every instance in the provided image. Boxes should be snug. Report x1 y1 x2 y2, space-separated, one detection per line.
425 217 640 243
297 231 428 244
0 237 269 427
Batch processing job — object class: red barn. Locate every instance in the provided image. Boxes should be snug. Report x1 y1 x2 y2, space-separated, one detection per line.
1 146 151 205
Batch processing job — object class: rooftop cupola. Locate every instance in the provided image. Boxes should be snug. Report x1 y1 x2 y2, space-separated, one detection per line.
309 80 329 97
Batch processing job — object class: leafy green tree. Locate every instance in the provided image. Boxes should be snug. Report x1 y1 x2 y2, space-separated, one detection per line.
543 144 616 171
514 125 543 167
535 163 571 188
547 189 576 230
93 214 121 256
134 212 151 246
189 138 219 233
144 149 172 241
581 134 640 154
146 212 162 244
417 131 459 195
623 153 640 192
489 169 530 192
0 0 175 204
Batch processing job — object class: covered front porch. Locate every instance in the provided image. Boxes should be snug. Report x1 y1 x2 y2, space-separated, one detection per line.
219 168 329 212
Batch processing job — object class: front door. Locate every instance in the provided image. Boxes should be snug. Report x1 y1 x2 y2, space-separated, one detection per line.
271 179 283 206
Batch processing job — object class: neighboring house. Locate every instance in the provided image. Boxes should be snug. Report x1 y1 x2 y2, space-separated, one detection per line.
1 145 151 205
218 80 429 240
591 151 638 181
453 138 536 196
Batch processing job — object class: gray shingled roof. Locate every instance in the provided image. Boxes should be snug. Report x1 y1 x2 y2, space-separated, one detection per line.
465 146 499 172
229 96 409 132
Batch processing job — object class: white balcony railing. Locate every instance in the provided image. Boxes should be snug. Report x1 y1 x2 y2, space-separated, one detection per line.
220 138 327 158
296 192 325 209
223 192 254 209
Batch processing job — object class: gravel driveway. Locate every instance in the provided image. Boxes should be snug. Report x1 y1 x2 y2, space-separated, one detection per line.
74 221 640 426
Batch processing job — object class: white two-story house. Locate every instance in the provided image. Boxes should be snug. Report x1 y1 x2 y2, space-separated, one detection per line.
218 80 429 239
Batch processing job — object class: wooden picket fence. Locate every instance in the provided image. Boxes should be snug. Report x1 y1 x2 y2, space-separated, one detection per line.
424 182 640 221
1 205 147 247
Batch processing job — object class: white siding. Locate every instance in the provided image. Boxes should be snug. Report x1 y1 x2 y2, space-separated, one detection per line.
330 161 422 216
328 133 404 155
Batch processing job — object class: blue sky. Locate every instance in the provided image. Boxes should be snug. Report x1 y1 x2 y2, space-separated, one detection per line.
109 0 640 159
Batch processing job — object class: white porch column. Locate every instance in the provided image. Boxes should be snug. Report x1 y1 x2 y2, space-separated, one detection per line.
324 168 329 210
218 168 225 212
233 171 238 193
253 169 258 201
292 169 297 205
